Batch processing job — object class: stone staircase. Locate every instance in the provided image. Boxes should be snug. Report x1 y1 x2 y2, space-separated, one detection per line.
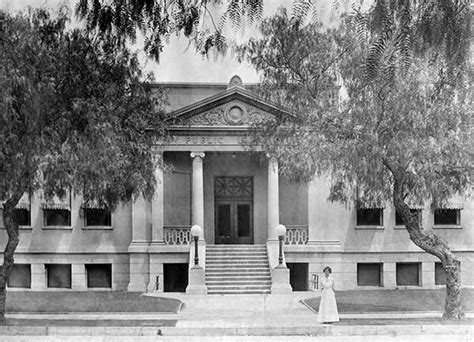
205 245 271 294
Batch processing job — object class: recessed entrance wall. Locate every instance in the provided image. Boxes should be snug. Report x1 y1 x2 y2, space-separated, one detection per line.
204 152 267 244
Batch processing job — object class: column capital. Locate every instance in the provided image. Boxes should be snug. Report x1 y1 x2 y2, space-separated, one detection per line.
190 151 205 160
265 153 278 161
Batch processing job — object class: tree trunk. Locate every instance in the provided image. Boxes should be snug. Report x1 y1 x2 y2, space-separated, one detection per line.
0 193 22 323
392 176 464 320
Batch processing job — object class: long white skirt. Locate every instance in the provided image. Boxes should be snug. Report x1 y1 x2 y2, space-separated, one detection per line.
317 288 339 323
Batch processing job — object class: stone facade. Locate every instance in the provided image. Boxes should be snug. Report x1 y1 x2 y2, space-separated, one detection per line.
1 76 473 292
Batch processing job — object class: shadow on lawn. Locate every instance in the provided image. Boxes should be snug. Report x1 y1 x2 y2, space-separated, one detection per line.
301 288 474 313
6 292 182 314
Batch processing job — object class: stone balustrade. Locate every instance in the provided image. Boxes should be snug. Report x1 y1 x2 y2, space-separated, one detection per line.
163 225 191 245
285 225 309 245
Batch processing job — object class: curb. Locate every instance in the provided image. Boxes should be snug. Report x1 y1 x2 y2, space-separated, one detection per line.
0 324 472 336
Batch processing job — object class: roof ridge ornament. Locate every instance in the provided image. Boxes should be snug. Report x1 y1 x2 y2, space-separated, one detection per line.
227 75 244 89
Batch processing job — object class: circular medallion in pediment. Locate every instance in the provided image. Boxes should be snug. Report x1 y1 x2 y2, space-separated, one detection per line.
224 103 246 125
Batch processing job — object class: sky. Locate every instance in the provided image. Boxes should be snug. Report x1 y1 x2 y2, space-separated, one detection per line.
0 0 340 84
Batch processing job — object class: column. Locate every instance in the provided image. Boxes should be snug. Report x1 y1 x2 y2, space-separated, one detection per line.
129 196 149 248
128 196 150 291
187 151 207 294
267 157 279 241
151 160 164 244
191 152 205 239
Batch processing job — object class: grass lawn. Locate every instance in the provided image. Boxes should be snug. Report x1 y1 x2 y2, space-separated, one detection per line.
3 318 177 327
327 318 474 325
302 288 474 313
6 292 182 314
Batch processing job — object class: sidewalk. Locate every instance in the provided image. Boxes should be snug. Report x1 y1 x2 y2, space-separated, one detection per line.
2 291 473 337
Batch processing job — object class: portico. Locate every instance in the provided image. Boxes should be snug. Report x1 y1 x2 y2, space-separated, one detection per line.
128 76 304 293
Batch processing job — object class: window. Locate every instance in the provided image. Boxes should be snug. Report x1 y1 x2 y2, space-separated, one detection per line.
395 209 421 226
435 262 447 285
44 209 71 226
84 208 111 227
357 263 383 286
357 209 383 226
164 263 188 292
86 264 112 288
434 209 460 226
396 263 421 286
13 208 31 226
7 264 31 288
46 264 71 288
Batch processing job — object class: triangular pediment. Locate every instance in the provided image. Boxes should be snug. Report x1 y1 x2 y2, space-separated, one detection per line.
168 85 292 128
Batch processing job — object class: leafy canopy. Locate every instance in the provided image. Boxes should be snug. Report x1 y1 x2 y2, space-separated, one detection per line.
293 0 472 82
239 8 472 208
75 0 264 60
0 8 166 208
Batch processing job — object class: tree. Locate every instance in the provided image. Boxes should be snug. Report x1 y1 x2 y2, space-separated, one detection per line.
0 8 166 321
239 9 471 319
75 0 471 79
293 0 472 81
75 0 264 60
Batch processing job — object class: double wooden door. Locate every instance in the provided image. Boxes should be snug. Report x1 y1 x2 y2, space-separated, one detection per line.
214 177 253 244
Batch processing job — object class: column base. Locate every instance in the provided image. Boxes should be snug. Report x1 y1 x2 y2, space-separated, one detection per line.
186 266 207 295
128 241 150 253
271 267 292 294
128 253 149 292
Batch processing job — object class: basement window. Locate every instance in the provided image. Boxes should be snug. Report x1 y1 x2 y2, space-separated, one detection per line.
357 263 383 286
396 263 421 286
7 264 31 288
164 263 188 292
86 264 112 288
46 264 72 288
287 263 308 291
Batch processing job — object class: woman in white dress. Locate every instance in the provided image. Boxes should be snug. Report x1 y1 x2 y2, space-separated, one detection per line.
317 266 339 323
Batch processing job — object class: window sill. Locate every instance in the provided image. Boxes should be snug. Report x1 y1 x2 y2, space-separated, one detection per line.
1 226 32 230
42 226 72 230
83 226 113 230
355 225 385 230
432 225 462 229
394 225 407 230
356 285 384 289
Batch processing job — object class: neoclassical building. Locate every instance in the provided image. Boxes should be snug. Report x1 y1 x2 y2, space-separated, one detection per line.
1 76 473 293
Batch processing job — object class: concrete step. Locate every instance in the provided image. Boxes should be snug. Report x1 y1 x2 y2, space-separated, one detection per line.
207 284 271 290
206 273 271 279
205 245 271 295
206 247 266 251
206 260 269 265
206 266 270 271
206 275 271 280
206 252 268 257
206 279 271 285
